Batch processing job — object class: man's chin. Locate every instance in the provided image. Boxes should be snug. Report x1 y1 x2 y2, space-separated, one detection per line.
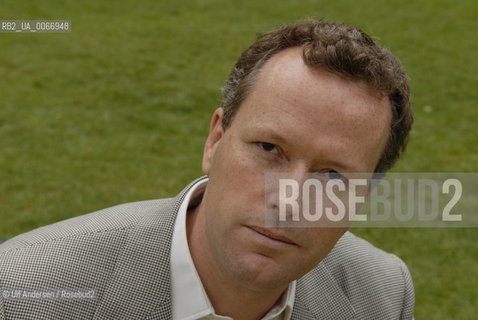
227 252 295 292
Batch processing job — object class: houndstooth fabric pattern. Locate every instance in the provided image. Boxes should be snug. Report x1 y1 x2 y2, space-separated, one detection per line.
0 177 414 319
292 232 415 319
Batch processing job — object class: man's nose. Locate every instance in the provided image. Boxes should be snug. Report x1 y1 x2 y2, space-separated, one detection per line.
264 166 311 227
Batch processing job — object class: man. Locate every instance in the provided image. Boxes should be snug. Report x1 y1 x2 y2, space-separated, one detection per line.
0 20 414 319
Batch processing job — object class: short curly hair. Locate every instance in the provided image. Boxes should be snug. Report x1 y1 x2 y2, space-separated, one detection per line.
220 19 413 173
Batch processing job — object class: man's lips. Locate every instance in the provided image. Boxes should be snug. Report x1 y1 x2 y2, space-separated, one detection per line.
247 226 298 246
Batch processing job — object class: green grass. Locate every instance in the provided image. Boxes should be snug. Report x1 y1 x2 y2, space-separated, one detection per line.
1 0 477 318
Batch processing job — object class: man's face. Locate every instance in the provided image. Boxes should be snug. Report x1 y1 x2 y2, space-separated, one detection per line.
198 47 391 291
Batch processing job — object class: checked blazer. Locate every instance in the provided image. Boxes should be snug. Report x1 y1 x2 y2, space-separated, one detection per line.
0 177 414 319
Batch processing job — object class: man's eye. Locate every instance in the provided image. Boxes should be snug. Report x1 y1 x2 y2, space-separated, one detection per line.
326 171 348 183
258 142 279 154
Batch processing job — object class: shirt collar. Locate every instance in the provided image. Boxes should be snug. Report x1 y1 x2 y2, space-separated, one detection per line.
170 178 295 320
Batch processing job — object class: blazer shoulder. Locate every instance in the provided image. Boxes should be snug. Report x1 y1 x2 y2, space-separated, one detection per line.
323 231 415 319
0 178 204 319
0 197 178 319
326 231 407 270
0 197 175 255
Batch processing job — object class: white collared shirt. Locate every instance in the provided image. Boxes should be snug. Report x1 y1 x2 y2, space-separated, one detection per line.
170 178 295 320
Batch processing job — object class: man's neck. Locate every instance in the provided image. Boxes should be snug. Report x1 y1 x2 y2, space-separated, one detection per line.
186 204 288 320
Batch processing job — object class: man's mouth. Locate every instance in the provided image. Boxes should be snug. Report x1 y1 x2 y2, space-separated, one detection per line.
247 225 298 246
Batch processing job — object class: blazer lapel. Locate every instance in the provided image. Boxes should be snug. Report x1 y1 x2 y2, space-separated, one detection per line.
292 262 355 320
93 177 207 320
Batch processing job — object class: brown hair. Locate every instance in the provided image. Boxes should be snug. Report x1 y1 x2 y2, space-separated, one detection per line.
220 19 413 172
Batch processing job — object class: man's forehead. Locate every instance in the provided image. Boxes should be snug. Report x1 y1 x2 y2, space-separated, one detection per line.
244 47 390 122
255 46 386 102
256 47 313 91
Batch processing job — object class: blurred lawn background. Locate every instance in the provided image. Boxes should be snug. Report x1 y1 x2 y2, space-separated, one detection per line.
0 0 476 318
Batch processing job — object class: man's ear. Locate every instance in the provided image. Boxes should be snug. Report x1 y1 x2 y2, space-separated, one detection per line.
202 108 225 175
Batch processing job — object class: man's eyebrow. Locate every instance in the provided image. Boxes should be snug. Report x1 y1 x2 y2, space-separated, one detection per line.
259 131 289 144
318 160 354 172
249 126 289 144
